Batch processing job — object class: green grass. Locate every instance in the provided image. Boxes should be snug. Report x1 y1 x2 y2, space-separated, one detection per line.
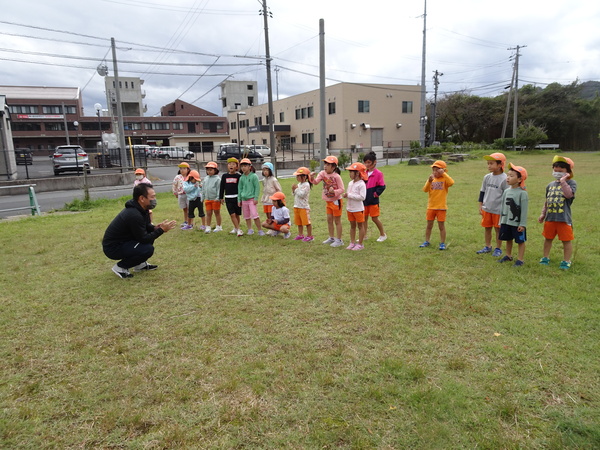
1 151 599 448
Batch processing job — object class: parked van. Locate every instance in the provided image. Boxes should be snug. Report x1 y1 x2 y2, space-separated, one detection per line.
155 146 194 160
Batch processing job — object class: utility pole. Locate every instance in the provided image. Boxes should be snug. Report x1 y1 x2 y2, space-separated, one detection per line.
430 70 442 145
260 1 277 176
274 66 280 100
111 37 128 171
511 45 525 140
319 19 327 165
419 0 427 148
501 65 516 139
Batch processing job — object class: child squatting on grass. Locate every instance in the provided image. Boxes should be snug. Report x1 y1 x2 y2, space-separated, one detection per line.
291 167 313 242
477 152 508 257
420 160 454 250
497 163 528 267
261 192 291 238
343 162 368 251
538 155 577 270
202 161 222 233
310 155 345 248
362 151 387 242
238 158 265 236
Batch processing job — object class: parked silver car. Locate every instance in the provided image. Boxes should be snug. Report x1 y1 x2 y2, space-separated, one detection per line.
52 145 90 176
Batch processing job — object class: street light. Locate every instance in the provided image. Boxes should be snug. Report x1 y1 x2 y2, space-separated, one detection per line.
73 121 80 147
236 111 246 148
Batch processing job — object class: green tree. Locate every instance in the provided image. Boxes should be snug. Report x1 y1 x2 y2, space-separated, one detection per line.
515 120 548 149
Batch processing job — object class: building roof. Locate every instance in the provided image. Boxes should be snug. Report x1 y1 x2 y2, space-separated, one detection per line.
0 86 80 100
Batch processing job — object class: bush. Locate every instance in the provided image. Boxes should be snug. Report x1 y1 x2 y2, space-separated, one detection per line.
493 138 515 150
309 159 320 172
337 151 351 169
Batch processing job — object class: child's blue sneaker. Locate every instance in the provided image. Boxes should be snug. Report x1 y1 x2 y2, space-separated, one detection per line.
559 260 572 270
439 243 447 250
539 257 550 265
419 241 430 248
476 246 492 254
497 255 513 263
492 248 502 257
513 260 524 267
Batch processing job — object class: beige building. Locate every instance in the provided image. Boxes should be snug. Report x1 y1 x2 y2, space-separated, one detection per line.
105 76 146 117
227 82 421 153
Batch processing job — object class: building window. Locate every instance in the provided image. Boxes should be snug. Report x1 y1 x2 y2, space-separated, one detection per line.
301 133 314 144
11 122 41 131
222 98 227 108
42 105 62 114
173 123 184 130
328 102 336 115
295 109 301 120
254 117 262 126
248 96 254 106
265 115 269 125
8 105 39 114
328 134 336 142
65 106 77 114
402 101 413 114
132 82 135 89
307 106 314 118
125 81 129 88
231 122 237 130
279 112 285 122
358 100 370 113
44 122 65 131
124 122 142 130
247 84 254 90
144 122 170 130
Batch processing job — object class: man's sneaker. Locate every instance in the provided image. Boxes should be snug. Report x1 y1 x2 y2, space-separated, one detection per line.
181 224 193 230
283 232 291 239
419 241 430 248
230 228 238 234
237 229 244 237
352 244 365 251
133 261 158 272
439 243 447 250
559 260 572 270
539 257 550 265
112 264 133 279
258 230 266 236
294 235 305 241
513 260 524 267
498 255 514 263
213 225 223 232
322 237 335 245
204 226 212 233
346 243 356 250
376 234 388 242
330 238 344 248
247 229 255 235
303 236 314 242
492 248 502 257
476 246 492 254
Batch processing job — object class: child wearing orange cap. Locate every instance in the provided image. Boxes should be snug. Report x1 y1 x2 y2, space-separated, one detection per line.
310 155 345 247
477 153 508 257
202 161 222 233
173 162 191 228
182 170 205 230
291 167 313 242
537 155 577 270
133 168 151 186
497 163 528 267
219 157 242 236
343 162 368 250
238 158 265 236
420 160 454 250
262 192 291 238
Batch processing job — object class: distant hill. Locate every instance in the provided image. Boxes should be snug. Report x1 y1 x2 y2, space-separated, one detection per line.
579 81 600 100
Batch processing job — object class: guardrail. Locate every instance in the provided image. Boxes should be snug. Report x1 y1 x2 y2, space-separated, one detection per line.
0 184 41 216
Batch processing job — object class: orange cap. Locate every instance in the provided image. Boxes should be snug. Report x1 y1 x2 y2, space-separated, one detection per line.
509 163 528 188
347 162 368 180
134 168 145 175
240 158 252 165
483 152 506 169
294 166 310 176
269 191 286 202
178 162 190 168
185 169 200 181
323 155 338 165
205 161 218 169
431 160 447 169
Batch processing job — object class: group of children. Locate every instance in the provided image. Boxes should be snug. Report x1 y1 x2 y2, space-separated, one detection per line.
169 151 388 251
420 153 577 269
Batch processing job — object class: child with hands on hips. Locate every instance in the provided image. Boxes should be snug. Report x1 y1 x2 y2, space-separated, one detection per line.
262 192 291 238
310 155 345 247
420 160 454 250
497 163 528 267
343 162 368 250
291 167 313 242
260 162 282 222
238 158 265 236
538 155 577 270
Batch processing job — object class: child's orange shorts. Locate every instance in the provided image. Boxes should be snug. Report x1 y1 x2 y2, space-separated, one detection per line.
347 211 365 223
263 204 273 215
481 211 500 228
542 221 574 241
294 208 311 226
364 204 380 217
426 209 447 222
204 200 221 211
326 199 343 217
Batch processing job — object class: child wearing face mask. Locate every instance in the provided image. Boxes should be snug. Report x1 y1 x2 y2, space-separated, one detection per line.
133 168 151 186
537 155 577 270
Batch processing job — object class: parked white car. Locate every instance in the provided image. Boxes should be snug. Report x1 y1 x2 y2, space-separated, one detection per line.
155 146 194 160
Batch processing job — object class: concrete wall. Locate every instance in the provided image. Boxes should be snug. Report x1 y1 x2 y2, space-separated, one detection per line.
0 172 134 196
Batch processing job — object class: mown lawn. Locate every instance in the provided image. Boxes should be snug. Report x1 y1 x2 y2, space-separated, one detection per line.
1 151 599 448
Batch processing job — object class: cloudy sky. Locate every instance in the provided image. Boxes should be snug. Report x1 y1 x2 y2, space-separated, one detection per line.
1 0 598 118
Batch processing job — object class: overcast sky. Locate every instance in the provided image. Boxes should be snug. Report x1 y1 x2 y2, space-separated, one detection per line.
1 0 598 118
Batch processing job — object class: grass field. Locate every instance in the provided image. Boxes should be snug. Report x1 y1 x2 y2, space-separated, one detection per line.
1 151 599 448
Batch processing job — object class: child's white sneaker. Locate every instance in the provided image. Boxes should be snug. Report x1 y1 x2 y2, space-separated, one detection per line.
236 229 244 237
213 225 223 232
204 226 211 233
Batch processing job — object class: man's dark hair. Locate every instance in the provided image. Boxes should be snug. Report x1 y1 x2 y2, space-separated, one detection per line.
133 183 153 201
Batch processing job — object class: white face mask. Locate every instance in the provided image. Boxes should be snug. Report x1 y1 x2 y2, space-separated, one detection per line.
552 171 565 180
136 175 143 180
